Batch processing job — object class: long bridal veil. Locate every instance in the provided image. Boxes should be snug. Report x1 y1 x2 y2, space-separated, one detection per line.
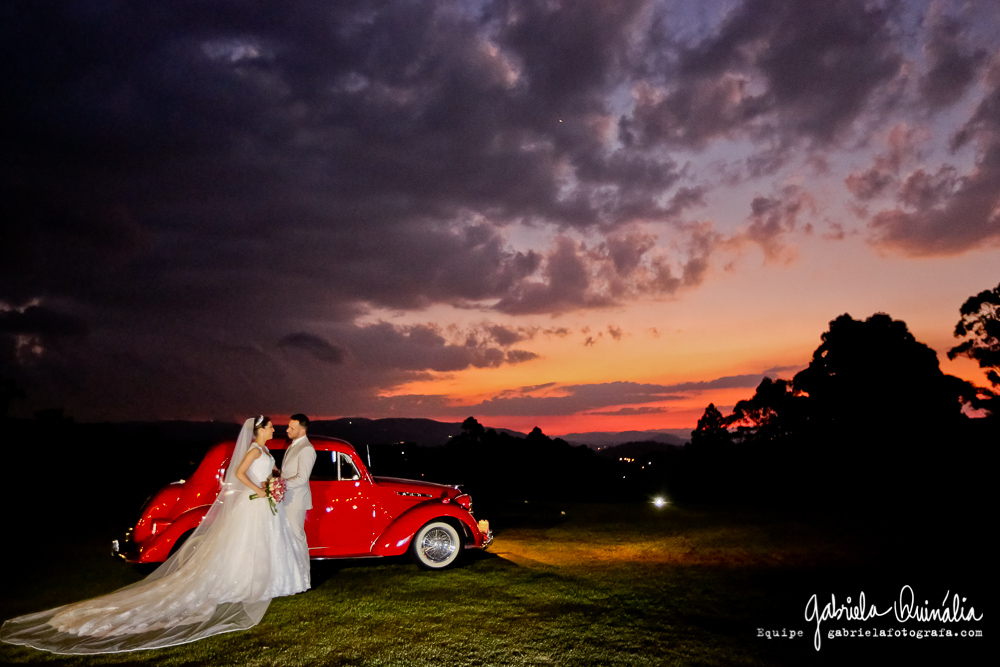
1 418 274 654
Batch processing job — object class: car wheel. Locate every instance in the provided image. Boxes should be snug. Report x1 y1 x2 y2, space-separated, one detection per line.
411 521 462 569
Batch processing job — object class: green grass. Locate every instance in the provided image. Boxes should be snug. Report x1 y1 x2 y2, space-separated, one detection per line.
1 503 985 666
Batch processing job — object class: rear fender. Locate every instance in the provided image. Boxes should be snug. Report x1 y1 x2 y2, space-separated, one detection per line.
372 502 480 556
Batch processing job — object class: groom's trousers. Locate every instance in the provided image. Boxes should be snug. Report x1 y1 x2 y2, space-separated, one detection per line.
286 507 308 548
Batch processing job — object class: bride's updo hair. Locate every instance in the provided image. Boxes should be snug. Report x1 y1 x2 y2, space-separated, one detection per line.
252 415 271 435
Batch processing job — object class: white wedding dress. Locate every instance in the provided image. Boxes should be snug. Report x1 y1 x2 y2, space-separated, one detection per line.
1 419 310 654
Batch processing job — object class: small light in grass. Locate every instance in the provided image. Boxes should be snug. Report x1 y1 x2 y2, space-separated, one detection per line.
653 497 666 508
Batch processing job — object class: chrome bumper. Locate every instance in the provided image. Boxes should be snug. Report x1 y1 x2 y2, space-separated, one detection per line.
111 528 138 561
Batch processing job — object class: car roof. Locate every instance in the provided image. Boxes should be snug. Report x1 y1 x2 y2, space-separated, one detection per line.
269 434 356 453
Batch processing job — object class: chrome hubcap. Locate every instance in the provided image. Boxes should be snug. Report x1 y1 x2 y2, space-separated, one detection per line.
420 527 456 563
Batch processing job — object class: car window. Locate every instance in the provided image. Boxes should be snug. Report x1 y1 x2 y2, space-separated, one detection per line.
311 450 339 481
339 453 361 481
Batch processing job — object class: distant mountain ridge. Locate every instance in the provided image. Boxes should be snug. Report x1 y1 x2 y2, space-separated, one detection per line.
309 417 527 447
558 429 691 448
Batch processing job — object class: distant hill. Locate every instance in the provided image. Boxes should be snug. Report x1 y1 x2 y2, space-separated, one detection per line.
309 417 526 447
558 429 691 448
595 440 685 461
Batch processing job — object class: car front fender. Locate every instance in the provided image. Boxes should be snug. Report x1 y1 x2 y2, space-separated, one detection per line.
371 502 481 557
132 483 184 545
137 505 211 563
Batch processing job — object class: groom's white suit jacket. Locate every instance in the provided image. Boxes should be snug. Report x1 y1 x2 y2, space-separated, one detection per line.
282 435 316 510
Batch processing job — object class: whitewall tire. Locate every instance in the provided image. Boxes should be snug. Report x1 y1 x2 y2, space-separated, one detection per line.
411 521 462 569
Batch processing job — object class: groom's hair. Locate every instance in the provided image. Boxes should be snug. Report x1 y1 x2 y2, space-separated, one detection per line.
289 413 310 430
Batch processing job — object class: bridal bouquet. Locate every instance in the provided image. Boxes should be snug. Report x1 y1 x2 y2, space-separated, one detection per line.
250 476 287 515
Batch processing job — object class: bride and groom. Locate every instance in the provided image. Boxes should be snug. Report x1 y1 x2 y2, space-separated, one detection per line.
1 414 317 654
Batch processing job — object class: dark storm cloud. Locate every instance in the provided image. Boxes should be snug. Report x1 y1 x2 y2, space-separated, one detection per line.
662 186 708 219
296 223 543 311
918 13 987 111
741 187 814 262
495 227 720 315
278 332 347 364
897 166 961 211
0 305 89 338
846 169 896 202
0 303 89 374
0 2 689 316
2 0 663 418
495 236 614 315
624 0 903 153
605 232 657 276
845 124 927 204
331 322 538 372
484 323 536 347
869 61 1000 256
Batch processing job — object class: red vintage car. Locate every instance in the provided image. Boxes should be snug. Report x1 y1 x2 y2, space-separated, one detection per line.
112 435 492 569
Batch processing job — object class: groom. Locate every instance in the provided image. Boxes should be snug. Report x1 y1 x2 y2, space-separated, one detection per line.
282 413 316 573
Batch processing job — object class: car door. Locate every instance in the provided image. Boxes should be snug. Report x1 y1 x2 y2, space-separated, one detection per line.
306 450 375 556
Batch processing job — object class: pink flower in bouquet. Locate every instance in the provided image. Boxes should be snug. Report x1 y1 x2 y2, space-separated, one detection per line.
250 476 286 515
269 477 287 503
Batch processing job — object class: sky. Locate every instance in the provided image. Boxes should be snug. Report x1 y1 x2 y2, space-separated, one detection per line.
2 0 999 434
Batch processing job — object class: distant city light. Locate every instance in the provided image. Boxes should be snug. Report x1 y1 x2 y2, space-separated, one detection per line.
653 497 667 508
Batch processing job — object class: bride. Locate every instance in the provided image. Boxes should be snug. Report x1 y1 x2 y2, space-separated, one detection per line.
1 416 310 654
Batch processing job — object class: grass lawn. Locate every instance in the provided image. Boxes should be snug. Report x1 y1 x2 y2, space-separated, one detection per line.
0 502 986 666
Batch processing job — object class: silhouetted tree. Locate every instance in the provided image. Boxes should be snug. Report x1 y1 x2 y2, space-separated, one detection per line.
727 377 805 444
948 281 999 415
789 313 982 506
686 312 982 508
461 416 486 441
686 403 737 501
793 313 974 438
691 403 731 447
526 426 546 442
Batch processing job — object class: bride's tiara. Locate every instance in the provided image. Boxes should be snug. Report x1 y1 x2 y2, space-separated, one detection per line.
254 415 264 426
